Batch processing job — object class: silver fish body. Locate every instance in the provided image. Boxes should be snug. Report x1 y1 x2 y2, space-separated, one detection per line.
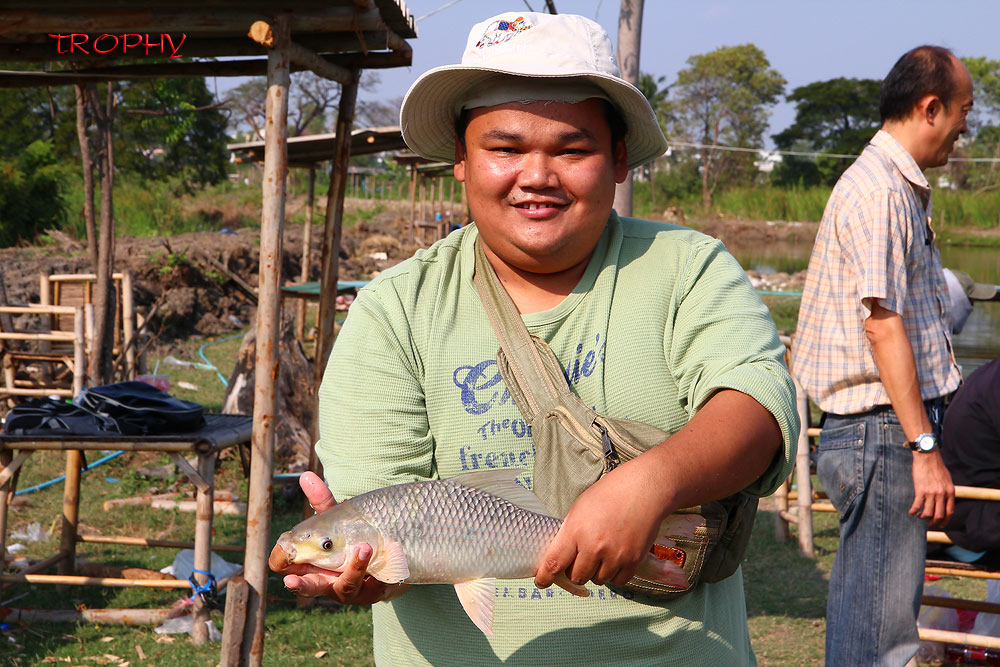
345 475 559 583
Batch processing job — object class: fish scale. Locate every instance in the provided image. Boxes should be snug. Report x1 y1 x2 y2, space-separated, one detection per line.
351 478 561 583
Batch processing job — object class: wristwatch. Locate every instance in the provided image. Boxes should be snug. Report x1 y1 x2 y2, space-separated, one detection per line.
906 433 938 453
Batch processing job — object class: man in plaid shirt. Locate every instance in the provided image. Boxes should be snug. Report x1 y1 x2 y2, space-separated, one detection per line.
794 46 973 666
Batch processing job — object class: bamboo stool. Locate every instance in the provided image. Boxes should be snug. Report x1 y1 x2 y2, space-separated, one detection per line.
0 413 253 645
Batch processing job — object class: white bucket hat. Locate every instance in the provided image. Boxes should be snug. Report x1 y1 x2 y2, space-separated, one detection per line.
400 12 668 170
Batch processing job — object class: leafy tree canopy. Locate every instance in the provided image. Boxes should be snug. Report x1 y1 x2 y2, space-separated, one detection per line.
116 77 229 186
772 77 881 186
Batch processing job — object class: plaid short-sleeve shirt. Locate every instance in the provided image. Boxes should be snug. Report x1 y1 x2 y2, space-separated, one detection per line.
793 130 962 415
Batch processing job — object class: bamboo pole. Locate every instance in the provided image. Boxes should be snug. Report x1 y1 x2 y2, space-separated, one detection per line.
0 607 174 625
191 451 216 645
793 375 814 556
0 574 192 588
58 448 82 577
408 165 417 243
122 271 135 379
919 628 1000 651
449 179 456 227
243 15 291 666
924 567 1000 580
461 180 469 225
773 477 790 542
73 306 85 395
439 177 446 237
296 167 316 344
0 449 12 601
18 550 66 575
78 534 244 552
922 594 1000 615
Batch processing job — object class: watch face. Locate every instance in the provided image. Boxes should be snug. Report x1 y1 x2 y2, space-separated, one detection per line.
917 434 937 452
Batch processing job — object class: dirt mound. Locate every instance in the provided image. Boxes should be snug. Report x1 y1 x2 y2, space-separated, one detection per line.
0 206 420 352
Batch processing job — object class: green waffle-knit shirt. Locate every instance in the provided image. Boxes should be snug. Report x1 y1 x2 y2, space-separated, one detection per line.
317 213 798 666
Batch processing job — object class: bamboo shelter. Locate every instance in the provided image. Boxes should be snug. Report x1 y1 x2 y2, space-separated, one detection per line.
0 3 416 664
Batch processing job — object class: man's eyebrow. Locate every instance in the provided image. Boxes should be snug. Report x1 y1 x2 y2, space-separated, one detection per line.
479 127 599 143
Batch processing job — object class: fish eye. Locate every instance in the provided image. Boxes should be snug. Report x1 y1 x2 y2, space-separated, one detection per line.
321 538 333 551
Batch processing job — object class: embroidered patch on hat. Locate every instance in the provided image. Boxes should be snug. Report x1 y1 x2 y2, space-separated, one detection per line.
475 16 533 48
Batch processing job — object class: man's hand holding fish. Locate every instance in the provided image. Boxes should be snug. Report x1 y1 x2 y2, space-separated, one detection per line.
269 472 409 605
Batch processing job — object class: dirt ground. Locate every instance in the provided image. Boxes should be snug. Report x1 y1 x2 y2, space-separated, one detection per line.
0 205 815 357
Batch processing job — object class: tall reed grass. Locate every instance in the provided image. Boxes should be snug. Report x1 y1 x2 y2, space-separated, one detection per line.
635 181 1000 230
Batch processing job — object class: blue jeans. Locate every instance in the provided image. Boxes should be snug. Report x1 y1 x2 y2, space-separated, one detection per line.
816 408 925 667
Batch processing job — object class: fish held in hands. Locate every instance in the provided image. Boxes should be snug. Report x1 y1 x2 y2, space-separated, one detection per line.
271 469 691 636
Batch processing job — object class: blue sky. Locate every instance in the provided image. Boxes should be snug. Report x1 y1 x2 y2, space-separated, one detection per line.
353 1 1000 147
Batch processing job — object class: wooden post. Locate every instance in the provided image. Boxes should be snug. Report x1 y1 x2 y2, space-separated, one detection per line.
242 14 290 667
419 178 426 222
311 73 360 471
91 81 116 385
408 165 417 243
612 0 643 217
220 577 251 666
122 271 135 379
191 451 217 645
794 376 814 556
438 177 446 238
296 167 316 344
449 179 456 227
461 181 469 225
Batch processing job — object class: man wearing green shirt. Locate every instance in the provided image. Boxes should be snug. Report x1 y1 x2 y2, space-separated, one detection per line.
272 11 798 665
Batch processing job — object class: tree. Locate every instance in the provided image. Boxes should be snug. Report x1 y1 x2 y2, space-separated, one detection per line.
954 57 1000 191
668 44 785 209
772 77 881 187
0 140 70 246
116 77 229 186
226 70 383 139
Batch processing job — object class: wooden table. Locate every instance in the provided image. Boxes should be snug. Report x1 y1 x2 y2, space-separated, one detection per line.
0 413 253 644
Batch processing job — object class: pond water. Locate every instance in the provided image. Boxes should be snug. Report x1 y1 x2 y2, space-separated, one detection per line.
729 240 1000 375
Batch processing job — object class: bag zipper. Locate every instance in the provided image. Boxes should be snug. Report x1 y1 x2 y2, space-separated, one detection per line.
548 406 647 473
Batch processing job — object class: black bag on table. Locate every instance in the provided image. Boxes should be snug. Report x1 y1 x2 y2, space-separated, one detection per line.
3 397 119 436
76 381 205 435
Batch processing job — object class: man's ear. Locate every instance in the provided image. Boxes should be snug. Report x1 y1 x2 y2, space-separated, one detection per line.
454 134 467 182
922 95 942 125
613 139 629 184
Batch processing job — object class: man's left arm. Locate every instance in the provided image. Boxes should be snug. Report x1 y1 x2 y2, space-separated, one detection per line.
535 388 781 588
536 239 796 589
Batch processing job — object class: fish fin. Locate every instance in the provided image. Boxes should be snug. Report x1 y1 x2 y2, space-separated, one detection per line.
448 469 551 516
367 540 410 584
553 572 590 598
454 578 497 637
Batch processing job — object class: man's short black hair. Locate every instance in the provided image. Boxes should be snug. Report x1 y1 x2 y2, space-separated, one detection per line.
879 45 959 123
454 98 628 150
